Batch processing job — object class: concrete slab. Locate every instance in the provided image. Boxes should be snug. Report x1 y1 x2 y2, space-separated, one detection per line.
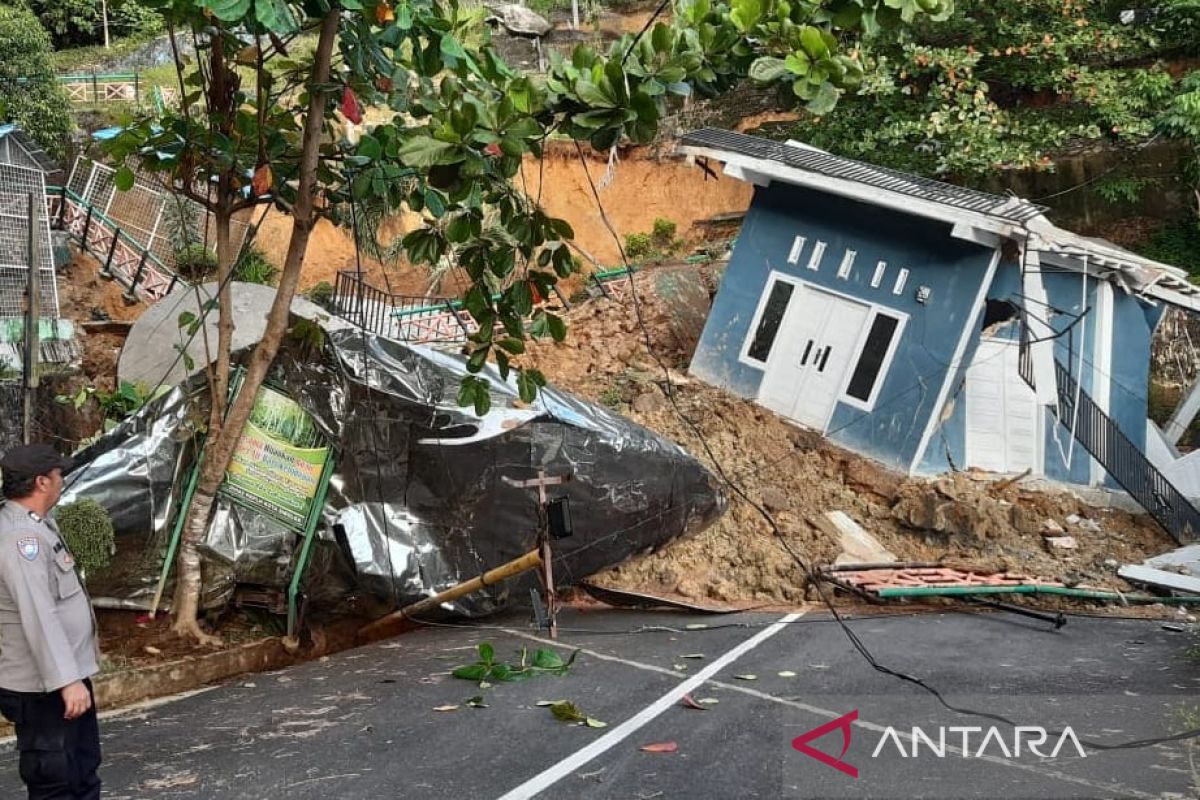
116 281 332 389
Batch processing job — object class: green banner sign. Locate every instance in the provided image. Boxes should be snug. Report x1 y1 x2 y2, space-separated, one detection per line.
220 385 330 530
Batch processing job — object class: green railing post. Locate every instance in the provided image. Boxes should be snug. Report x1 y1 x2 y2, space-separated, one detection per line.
287 456 336 639
100 227 120 278
123 251 148 301
148 456 202 617
81 203 93 246
92 71 98 103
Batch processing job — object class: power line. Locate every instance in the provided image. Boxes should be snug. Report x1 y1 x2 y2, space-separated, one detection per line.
568 138 1200 753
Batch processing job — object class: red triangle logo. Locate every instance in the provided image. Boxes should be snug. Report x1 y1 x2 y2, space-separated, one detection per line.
791 709 859 778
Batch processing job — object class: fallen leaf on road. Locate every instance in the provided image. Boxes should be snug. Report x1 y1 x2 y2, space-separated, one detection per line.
778 671 797 678
680 694 707 711
640 742 678 753
673 664 687 671
536 700 567 707
734 674 757 681
467 696 488 708
681 653 705 659
433 704 459 712
698 698 719 705
585 718 608 728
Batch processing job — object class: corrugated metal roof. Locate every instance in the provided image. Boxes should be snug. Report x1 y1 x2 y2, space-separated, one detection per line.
679 128 1047 224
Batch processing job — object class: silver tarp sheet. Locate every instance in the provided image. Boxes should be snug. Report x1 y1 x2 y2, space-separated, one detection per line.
60 322 726 616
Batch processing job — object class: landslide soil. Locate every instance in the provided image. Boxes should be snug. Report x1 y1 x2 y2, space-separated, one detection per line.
526 268 1176 605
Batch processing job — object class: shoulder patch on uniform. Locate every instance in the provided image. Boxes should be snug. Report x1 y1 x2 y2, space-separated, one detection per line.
17 537 39 561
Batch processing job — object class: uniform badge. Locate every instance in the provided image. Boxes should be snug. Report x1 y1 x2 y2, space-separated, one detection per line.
17 537 39 561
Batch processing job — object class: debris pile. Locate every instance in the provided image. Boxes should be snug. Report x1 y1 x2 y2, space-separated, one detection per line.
528 267 1178 604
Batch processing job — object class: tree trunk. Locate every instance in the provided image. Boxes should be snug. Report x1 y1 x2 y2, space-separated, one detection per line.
168 9 341 643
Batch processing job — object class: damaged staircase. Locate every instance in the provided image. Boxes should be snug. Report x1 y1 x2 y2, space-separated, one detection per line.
1019 343 1200 544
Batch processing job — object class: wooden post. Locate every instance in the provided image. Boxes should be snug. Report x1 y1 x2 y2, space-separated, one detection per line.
358 549 543 640
501 470 570 639
23 195 41 446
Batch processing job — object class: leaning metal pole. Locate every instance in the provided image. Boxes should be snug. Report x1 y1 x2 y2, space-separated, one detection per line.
23 193 40 445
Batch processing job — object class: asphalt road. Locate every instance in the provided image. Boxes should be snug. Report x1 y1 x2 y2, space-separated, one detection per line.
2 607 1197 799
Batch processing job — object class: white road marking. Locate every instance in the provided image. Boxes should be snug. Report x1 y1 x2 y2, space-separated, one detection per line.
505 628 1165 800
495 612 805 800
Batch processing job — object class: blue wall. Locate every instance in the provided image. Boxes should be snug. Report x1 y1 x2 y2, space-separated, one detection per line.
916 262 1161 485
690 182 996 472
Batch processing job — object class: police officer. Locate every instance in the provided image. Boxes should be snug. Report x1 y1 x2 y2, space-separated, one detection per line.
0 444 102 799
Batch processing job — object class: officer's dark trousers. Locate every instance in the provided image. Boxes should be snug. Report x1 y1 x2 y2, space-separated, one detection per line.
0 679 101 800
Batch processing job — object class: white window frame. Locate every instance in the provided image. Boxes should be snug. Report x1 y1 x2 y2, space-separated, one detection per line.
871 261 887 289
739 272 909 415
837 249 857 280
787 235 807 265
807 240 827 271
838 306 909 412
739 271 806 368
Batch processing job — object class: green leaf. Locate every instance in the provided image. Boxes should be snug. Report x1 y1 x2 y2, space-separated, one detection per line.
177 311 197 330
799 26 829 60
574 79 617 108
114 166 135 192
453 664 489 681
467 345 489 372
357 135 382 161
397 136 464 167
509 281 534 316
783 52 810 77
254 0 298 32
516 369 541 404
805 82 840 115
478 642 495 663
532 649 564 669
550 701 586 723
441 34 469 62
546 314 567 343
729 0 763 32
497 337 525 355
203 0 252 22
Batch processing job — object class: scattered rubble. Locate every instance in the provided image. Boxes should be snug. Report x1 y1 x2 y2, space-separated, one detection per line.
528 268 1178 605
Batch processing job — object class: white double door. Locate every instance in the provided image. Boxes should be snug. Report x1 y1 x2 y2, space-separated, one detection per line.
758 283 871 432
965 338 1042 474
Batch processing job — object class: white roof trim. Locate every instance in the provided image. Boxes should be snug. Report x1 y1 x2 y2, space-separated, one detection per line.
682 141 1200 314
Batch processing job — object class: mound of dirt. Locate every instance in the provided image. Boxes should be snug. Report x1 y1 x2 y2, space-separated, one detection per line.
57 251 144 394
527 268 1175 605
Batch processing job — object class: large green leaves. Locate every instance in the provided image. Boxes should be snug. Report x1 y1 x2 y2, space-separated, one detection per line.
255 0 298 32
396 136 464 167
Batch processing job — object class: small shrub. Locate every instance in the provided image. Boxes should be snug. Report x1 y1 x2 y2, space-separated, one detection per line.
304 280 335 311
651 217 677 244
624 232 653 259
598 385 624 408
55 499 115 579
233 246 278 285
174 243 218 280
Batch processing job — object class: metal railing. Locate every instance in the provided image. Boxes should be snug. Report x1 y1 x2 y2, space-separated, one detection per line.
48 186 181 303
56 72 178 108
333 270 473 345
1053 358 1200 544
1018 309 1200 542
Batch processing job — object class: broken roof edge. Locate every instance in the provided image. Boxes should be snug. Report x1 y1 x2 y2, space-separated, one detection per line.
678 127 1200 314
